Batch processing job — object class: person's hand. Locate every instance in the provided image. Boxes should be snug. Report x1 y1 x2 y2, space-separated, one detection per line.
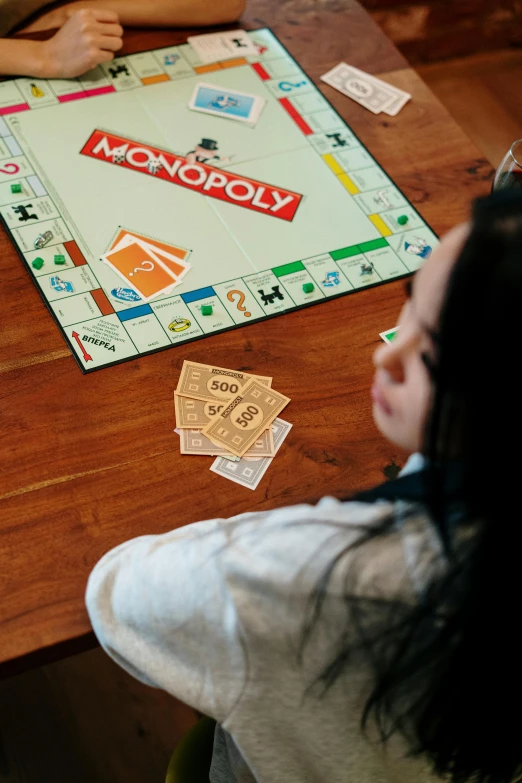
40 9 123 78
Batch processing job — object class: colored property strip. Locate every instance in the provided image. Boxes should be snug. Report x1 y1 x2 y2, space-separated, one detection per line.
0 56 249 115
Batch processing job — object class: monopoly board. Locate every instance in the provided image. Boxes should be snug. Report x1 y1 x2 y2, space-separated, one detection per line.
0 29 437 372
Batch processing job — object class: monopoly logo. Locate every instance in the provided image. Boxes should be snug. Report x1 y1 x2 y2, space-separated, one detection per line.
80 130 303 222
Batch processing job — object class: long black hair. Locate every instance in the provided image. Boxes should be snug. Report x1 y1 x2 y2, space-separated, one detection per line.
301 191 522 783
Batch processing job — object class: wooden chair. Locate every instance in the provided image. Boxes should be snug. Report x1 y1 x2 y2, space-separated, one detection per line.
165 716 216 783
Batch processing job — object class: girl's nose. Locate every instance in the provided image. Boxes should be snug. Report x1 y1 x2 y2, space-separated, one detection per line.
373 340 405 384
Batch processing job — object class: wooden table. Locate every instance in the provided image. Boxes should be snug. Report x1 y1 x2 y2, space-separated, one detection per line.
0 0 492 676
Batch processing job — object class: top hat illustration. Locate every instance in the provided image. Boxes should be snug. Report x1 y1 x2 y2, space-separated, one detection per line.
198 139 219 151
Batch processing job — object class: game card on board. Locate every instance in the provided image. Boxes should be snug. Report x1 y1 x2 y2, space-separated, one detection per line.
187 30 258 64
113 233 191 284
110 228 190 263
102 239 178 301
188 82 265 124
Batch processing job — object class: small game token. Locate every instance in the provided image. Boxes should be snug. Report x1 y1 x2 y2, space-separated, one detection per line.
34 230 53 249
397 215 409 225
201 305 213 316
32 257 45 270
10 183 22 194
54 254 66 265
302 282 314 293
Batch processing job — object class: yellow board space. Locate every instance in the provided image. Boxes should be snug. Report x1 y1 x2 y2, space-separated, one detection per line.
368 213 393 237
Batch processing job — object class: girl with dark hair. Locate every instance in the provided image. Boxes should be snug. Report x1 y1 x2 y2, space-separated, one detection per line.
87 191 522 783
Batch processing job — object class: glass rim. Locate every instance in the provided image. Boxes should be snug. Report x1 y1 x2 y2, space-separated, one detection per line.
509 139 522 168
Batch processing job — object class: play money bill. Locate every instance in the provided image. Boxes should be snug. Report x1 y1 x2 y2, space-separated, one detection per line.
202 377 290 457
176 360 272 402
210 418 292 490
321 63 398 114
343 64 411 116
179 425 275 458
174 393 227 428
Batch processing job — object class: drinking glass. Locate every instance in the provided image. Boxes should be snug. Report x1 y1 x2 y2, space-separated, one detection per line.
492 139 522 192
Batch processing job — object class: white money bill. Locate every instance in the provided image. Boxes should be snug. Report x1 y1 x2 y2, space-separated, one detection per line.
382 91 411 116
210 418 292 490
321 62 411 115
321 63 397 114
340 64 411 116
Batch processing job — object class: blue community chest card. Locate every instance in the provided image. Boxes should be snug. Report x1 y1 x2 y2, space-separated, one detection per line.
188 82 265 124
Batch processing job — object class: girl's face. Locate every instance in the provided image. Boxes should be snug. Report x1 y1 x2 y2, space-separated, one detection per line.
371 223 470 453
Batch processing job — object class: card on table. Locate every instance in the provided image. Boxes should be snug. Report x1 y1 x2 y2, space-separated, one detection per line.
102 238 178 301
188 82 265 124
188 30 258 64
210 418 292 490
379 326 400 344
114 234 191 284
321 63 411 116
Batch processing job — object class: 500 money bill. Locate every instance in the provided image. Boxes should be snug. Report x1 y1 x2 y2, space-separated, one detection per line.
176 360 272 403
203 377 290 457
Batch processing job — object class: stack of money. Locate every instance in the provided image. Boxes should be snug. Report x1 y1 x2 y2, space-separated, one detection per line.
174 360 292 490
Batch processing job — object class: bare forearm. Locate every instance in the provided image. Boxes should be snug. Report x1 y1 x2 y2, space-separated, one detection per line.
0 38 48 77
57 0 245 27
3 11 124 79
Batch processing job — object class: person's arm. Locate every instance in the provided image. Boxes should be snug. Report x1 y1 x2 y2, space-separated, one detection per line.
85 498 394 719
22 0 246 33
85 514 252 721
0 9 123 78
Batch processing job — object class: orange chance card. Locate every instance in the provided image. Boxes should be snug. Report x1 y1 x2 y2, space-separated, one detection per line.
103 241 176 300
111 229 189 278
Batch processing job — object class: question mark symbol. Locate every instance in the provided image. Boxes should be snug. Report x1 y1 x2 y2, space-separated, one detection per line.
129 260 155 277
0 162 20 175
227 289 251 317
278 80 307 92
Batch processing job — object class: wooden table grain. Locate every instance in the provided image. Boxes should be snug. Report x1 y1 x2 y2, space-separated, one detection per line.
0 0 492 675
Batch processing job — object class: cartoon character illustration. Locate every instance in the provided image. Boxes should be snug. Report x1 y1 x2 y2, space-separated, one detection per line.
373 190 392 209
50 275 74 293
322 271 341 287
404 236 432 259
209 94 239 111
164 53 179 66
185 139 233 166
360 261 374 276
